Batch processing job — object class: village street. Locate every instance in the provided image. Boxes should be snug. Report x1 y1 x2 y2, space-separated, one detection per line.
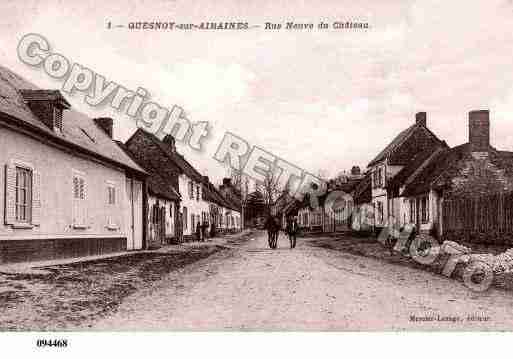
91 231 513 331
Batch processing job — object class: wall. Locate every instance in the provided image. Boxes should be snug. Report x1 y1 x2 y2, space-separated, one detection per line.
178 174 209 236
0 126 129 262
147 195 176 246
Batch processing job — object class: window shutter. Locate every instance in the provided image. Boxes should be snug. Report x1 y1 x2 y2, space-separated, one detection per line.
4 164 16 224
81 178 87 225
31 171 41 225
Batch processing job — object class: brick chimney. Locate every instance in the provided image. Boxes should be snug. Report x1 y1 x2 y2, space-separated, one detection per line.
94 117 113 138
469 110 490 154
415 112 427 127
163 134 176 153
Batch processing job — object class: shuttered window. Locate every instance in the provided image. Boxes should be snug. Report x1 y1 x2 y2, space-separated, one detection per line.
15 167 32 223
72 172 87 227
188 181 193 199
54 107 63 131
107 184 116 205
5 162 40 227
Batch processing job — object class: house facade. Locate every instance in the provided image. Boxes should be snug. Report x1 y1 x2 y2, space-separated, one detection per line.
203 177 241 234
0 66 147 263
366 112 446 229
399 110 513 243
125 129 216 241
118 139 181 247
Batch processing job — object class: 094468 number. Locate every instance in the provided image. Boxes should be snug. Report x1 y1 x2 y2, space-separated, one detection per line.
36 339 68 348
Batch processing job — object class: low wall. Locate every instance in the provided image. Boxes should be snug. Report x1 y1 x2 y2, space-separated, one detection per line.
0 237 127 264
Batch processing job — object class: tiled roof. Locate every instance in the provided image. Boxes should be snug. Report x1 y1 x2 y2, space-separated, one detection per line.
137 129 204 183
367 122 444 167
401 144 470 197
202 179 233 210
386 146 447 192
0 65 146 175
368 124 416 167
116 141 180 202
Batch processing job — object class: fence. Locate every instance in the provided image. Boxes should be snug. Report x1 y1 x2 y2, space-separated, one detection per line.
442 191 513 243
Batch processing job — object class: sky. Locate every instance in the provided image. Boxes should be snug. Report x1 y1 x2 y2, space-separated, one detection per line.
1 0 513 185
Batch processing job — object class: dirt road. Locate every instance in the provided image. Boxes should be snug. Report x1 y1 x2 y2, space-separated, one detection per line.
92 232 513 330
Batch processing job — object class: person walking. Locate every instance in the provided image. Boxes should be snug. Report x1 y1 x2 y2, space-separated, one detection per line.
286 216 298 249
264 215 276 249
272 215 281 249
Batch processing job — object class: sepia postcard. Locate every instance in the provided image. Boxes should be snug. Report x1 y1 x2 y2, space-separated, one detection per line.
1 0 513 356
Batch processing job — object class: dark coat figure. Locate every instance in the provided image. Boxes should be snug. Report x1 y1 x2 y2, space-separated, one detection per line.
286 217 299 249
201 220 209 241
264 216 280 249
196 221 202 241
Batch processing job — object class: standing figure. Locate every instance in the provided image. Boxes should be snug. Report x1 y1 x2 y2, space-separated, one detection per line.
286 216 299 249
264 215 280 249
201 220 209 241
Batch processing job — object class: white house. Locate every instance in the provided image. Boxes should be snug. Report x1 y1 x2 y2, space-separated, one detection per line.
0 65 147 263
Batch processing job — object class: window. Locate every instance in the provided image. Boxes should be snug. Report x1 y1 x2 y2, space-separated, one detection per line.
54 107 63 132
421 196 429 223
196 185 200 201
72 173 86 227
107 184 116 205
15 167 32 223
191 214 195 232
410 199 416 223
188 181 194 199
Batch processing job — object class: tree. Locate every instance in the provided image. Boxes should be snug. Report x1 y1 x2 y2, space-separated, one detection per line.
258 167 284 217
228 166 250 229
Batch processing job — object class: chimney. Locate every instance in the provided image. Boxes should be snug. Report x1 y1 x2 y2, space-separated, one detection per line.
163 134 176 153
94 117 113 138
469 110 490 154
415 112 427 127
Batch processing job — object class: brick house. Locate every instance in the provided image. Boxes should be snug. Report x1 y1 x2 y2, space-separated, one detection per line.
0 66 147 263
399 110 513 243
125 129 210 240
295 179 360 233
367 112 446 229
202 176 241 235
118 140 181 247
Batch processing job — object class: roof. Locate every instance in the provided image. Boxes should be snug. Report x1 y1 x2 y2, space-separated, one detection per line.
367 121 444 167
116 141 180 202
386 146 447 192
202 179 238 211
401 143 472 197
0 65 146 175
18 89 71 108
368 124 416 167
134 129 204 182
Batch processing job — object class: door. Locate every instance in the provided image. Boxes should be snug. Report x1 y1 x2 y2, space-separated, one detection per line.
125 178 134 249
126 178 143 250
